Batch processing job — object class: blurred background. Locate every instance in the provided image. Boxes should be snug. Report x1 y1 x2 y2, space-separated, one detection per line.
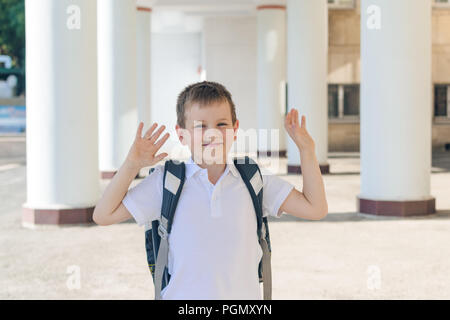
1 0 450 300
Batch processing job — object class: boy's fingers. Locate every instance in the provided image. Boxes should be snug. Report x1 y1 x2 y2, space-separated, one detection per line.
136 122 144 140
149 125 166 144
155 132 170 149
154 153 168 162
286 110 292 126
294 110 299 126
301 115 306 129
143 123 158 139
289 109 294 127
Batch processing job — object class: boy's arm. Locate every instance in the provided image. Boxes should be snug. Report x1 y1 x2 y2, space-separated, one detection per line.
279 109 328 220
93 122 170 226
92 161 140 226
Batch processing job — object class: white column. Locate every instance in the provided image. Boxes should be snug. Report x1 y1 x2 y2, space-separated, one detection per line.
257 4 287 157
98 0 138 178
136 4 152 128
23 0 99 225
286 0 329 174
359 0 435 216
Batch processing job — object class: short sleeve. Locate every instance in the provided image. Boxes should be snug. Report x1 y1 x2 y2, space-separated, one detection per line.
262 173 295 218
122 164 164 226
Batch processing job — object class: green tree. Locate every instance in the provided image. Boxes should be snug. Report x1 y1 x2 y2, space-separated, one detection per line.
0 0 25 68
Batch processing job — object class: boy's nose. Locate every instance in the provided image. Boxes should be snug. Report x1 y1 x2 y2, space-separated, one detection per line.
202 137 224 145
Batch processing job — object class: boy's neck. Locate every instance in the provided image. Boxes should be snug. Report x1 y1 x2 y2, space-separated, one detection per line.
192 155 229 183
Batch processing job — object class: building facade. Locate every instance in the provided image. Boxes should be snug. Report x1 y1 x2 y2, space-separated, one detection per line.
328 0 450 152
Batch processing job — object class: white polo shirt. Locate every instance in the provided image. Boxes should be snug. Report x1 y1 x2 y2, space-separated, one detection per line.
122 156 295 300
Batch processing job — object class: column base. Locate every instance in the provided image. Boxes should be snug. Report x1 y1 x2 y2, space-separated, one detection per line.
257 150 287 158
22 206 95 225
357 197 436 217
287 164 330 175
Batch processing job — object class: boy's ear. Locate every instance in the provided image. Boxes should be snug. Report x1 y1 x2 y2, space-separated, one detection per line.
175 125 184 145
176 125 191 146
233 120 239 141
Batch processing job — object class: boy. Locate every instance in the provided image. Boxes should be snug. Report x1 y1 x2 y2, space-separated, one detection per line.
93 81 328 300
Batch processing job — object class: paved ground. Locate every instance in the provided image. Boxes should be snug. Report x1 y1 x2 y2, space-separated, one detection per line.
1 135 450 300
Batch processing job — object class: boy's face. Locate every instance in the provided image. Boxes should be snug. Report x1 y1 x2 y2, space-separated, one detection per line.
176 101 239 165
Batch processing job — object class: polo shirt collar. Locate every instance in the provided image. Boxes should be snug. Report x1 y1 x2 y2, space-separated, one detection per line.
185 155 240 180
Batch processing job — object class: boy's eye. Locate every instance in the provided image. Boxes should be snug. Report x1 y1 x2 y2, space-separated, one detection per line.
194 123 227 128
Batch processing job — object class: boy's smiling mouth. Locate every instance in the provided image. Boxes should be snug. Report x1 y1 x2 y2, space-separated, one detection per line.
202 142 223 147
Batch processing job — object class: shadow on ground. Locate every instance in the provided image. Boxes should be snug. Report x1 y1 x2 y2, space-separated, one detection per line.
270 210 450 223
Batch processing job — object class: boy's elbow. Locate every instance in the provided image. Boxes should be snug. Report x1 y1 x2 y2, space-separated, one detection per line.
92 207 108 226
314 203 328 221
318 204 328 220
318 209 328 220
92 209 101 225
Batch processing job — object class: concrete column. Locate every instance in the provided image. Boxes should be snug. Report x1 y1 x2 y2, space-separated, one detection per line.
286 0 329 174
359 0 435 216
23 0 99 226
256 4 287 158
137 4 152 130
98 0 138 179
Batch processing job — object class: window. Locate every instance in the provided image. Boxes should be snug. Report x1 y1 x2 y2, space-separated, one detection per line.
344 85 359 116
328 0 356 9
434 0 450 8
328 84 360 119
328 85 339 118
434 85 450 118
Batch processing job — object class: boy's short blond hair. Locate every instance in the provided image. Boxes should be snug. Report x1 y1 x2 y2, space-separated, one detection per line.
176 81 237 128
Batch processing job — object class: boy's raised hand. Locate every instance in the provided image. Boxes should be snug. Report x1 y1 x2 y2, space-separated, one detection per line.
284 109 315 152
125 122 170 170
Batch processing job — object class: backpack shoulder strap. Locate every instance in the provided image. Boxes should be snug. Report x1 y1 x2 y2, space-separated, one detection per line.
154 159 186 300
161 159 186 233
233 156 264 237
233 156 272 300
